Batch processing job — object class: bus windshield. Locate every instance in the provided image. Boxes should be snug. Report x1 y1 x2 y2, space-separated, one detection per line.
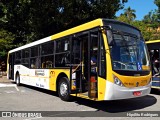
107 30 150 71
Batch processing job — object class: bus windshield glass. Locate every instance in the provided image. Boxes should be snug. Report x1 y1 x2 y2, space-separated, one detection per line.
106 27 150 71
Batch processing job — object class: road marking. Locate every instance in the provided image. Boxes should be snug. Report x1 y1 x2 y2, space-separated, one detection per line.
15 85 19 91
21 90 26 92
0 83 19 91
4 91 16 94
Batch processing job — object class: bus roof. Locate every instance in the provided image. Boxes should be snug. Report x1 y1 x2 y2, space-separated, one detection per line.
9 18 138 53
50 18 103 40
9 18 103 53
102 19 140 31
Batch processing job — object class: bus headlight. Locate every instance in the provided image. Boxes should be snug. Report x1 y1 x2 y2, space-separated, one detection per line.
113 75 124 87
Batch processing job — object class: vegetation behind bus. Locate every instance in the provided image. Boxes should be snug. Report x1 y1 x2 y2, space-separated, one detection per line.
0 0 128 64
1 0 160 70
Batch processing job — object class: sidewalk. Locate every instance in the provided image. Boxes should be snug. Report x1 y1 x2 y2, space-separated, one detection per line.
0 76 13 83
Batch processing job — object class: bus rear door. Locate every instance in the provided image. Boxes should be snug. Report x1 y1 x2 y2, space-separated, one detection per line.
9 53 15 80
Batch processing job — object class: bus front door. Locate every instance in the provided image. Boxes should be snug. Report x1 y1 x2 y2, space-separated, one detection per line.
70 31 99 99
88 32 98 98
70 37 83 94
80 31 98 99
71 34 91 95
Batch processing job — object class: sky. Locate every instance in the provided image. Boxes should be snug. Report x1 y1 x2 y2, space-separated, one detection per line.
116 0 158 20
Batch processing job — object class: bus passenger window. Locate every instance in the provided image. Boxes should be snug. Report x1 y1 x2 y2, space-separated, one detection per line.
31 46 38 57
15 51 21 64
31 59 36 68
22 49 30 68
56 39 70 53
41 41 54 55
30 58 40 69
41 56 54 68
55 38 70 67
55 52 70 67
30 46 40 69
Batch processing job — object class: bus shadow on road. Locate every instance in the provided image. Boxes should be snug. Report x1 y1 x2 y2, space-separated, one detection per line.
21 84 59 97
150 88 160 95
20 84 157 113
73 95 157 113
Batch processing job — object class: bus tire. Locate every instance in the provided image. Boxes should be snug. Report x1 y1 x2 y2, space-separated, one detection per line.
58 77 71 101
16 73 20 86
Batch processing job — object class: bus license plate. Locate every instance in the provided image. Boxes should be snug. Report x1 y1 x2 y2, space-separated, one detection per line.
133 91 142 96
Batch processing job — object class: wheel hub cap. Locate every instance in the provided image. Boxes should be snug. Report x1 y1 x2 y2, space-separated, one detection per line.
60 82 68 96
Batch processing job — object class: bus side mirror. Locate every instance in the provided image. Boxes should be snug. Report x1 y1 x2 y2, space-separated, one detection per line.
107 30 114 46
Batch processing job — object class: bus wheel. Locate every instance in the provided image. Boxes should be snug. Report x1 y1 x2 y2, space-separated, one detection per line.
16 73 20 86
58 77 70 101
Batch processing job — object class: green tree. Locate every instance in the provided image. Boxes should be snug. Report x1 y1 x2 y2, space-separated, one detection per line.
116 7 136 24
143 10 159 23
116 13 130 23
155 0 160 19
1 0 128 44
0 0 128 64
124 7 136 22
142 0 160 41
130 21 152 41
0 29 15 58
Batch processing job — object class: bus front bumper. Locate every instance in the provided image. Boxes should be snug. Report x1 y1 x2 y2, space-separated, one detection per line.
104 81 151 100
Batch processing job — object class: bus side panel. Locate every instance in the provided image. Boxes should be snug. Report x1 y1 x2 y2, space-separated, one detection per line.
98 77 107 100
29 69 50 89
14 65 51 89
14 65 70 91
49 69 70 91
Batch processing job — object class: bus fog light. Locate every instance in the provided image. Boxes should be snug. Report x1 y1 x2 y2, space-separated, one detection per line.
113 75 124 87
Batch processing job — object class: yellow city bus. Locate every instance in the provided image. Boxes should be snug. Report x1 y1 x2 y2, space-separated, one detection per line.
7 18 151 101
146 40 160 89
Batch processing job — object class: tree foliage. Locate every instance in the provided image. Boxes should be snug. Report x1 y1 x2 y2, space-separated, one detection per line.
130 21 152 41
143 10 159 23
1 0 128 42
117 7 136 24
0 29 15 58
155 0 160 19
116 14 129 23
124 7 136 21
117 3 160 41
0 0 128 61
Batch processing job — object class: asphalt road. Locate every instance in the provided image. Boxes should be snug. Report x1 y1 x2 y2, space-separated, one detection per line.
0 78 160 120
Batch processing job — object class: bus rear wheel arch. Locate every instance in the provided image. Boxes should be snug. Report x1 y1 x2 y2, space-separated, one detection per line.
58 77 71 101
